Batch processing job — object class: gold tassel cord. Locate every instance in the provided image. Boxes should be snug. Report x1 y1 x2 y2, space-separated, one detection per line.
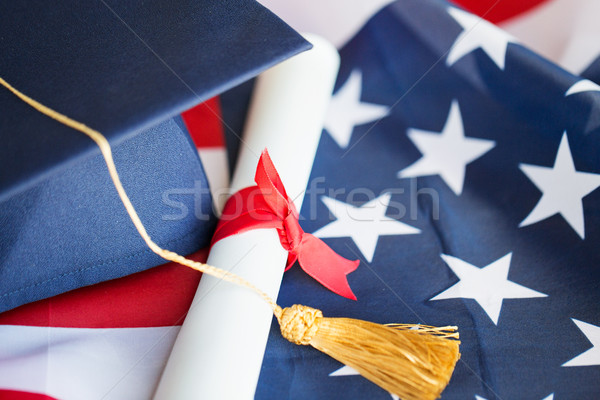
277 305 460 400
1 77 460 400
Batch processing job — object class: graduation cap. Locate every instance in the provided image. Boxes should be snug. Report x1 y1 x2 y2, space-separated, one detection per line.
0 0 309 313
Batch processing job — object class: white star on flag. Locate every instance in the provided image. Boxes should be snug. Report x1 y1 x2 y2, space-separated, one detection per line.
313 193 420 263
519 132 600 239
324 69 390 148
398 100 495 195
564 80 600 133
430 253 547 325
446 7 517 69
330 366 399 400
562 319 600 367
565 79 600 96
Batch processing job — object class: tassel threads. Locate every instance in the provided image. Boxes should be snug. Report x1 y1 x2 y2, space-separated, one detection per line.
276 305 460 400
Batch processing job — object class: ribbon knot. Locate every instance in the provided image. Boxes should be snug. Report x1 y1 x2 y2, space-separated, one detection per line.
281 212 303 253
212 150 359 300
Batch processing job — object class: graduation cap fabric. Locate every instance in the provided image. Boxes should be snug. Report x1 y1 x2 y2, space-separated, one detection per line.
0 0 309 313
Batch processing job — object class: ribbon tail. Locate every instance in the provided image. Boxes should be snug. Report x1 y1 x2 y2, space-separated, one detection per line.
296 234 359 300
285 252 298 271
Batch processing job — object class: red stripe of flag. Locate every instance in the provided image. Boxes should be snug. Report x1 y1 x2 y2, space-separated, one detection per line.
0 390 58 400
0 249 207 329
182 97 226 148
451 0 549 23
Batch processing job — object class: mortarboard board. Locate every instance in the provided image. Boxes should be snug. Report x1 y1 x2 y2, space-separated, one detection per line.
0 0 309 312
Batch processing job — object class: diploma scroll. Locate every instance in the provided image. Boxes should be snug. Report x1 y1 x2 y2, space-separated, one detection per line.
154 34 340 400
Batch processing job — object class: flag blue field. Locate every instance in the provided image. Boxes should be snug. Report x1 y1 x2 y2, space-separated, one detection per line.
256 1 600 398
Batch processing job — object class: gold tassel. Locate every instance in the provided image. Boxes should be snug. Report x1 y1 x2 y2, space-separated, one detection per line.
276 304 460 400
1 76 461 400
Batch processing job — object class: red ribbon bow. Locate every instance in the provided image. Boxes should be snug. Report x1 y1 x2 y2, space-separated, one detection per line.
212 150 359 300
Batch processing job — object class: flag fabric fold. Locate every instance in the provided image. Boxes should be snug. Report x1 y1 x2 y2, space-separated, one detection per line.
0 250 206 400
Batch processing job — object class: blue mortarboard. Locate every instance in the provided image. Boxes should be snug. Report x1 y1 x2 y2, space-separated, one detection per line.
0 0 309 312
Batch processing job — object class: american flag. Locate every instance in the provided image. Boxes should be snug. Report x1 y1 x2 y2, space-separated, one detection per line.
255 0 600 398
2 0 600 399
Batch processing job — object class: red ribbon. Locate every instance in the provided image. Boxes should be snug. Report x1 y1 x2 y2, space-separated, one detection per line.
212 150 359 300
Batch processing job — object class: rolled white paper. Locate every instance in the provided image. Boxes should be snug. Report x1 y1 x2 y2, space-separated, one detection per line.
154 34 340 400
